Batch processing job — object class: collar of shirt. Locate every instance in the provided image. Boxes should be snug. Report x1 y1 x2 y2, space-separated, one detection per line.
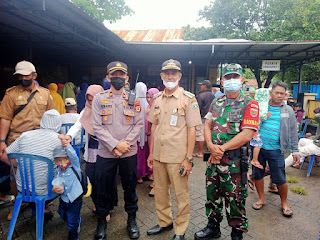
218 90 245 105
163 87 181 99
18 84 39 93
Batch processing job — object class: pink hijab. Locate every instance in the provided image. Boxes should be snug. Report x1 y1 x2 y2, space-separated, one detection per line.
79 85 104 135
147 88 160 104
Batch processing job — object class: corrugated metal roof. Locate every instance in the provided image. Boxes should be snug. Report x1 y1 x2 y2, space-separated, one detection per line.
112 29 184 42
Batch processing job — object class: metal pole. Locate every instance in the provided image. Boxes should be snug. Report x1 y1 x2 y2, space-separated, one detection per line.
282 68 285 82
298 63 303 94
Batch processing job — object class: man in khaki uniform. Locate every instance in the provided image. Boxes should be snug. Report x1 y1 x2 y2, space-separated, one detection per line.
147 59 202 240
0 60 55 219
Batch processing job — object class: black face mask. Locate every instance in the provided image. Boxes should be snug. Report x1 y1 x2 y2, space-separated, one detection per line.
21 78 33 87
110 77 126 90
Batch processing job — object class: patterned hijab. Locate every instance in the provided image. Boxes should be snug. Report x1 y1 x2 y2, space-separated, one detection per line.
79 85 104 135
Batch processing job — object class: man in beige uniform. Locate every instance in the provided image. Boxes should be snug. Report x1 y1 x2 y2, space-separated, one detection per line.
0 60 55 219
147 59 202 240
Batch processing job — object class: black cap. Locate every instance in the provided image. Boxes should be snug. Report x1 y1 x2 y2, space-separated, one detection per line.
198 80 211 89
107 61 128 74
294 102 302 108
161 59 181 71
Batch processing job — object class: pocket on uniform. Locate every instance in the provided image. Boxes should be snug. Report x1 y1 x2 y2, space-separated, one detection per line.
101 108 112 125
123 109 134 125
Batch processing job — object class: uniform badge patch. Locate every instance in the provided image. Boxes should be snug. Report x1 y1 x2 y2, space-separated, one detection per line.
122 93 126 99
104 116 108 121
101 110 105 115
134 101 140 107
192 102 199 109
109 92 113 97
135 106 141 112
126 116 131 122
250 109 258 117
102 100 110 104
124 101 129 106
107 110 112 114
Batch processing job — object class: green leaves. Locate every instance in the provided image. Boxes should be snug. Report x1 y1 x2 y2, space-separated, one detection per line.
71 0 133 23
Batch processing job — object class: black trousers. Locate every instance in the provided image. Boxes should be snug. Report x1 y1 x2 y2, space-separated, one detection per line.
95 154 138 219
86 162 118 209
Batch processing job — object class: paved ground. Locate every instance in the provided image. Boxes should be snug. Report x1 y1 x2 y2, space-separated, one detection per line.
1 155 320 240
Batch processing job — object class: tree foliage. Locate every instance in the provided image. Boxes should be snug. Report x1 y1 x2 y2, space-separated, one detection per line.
183 0 320 87
71 0 133 23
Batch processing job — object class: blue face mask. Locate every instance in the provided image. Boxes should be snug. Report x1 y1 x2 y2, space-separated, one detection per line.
223 78 242 93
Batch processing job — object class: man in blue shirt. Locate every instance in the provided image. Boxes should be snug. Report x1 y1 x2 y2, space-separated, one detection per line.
251 81 299 218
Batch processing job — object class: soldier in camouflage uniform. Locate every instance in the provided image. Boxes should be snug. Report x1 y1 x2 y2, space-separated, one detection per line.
194 64 259 240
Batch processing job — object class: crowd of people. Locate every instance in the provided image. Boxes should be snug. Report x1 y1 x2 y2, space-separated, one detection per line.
0 59 318 240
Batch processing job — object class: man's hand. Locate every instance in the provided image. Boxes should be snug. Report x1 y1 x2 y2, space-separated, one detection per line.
52 186 64 194
292 155 300 165
147 154 154 169
0 142 7 158
112 148 122 158
58 134 71 147
180 159 193 176
207 143 225 163
115 141 131 153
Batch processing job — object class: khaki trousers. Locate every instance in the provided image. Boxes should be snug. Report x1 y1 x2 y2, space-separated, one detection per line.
153 160 190 235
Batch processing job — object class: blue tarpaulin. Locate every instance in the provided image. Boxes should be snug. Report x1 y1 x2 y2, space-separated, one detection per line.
293 83 320 100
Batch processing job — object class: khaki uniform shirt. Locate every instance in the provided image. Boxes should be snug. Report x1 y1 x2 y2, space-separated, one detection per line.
148 87 202 163
0 84 55 144
92 89 143 158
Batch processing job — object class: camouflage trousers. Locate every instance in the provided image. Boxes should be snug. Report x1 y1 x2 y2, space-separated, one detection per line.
205 157 248 232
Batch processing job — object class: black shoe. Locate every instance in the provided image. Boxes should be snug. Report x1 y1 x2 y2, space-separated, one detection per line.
194 220 221 240
127 214 140 239
231 228 243 240
147 223 173 235
172 234 185 240
94 218 107 240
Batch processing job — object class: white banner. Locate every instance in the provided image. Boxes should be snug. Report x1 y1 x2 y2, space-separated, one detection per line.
262 60 281 71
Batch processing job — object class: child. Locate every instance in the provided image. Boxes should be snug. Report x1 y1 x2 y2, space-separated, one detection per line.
52 136 83 240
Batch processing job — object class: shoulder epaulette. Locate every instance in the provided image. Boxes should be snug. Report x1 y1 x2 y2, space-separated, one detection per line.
183 90 195 98
39 86 49 92
97 90 108 95
154 91 163 98
5 86 15 92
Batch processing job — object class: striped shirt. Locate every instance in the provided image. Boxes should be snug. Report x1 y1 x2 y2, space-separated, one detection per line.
6 109 62 195
260 106 281 150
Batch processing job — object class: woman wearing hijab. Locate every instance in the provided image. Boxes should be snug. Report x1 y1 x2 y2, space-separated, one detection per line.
58 82 76 102
145 88 159 197
63 85 113 221
48 83 66 114
76 83 89 113
136 82 153 184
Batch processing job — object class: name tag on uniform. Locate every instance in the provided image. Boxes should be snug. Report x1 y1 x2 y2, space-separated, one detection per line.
280 113 289 118
170 115 178 126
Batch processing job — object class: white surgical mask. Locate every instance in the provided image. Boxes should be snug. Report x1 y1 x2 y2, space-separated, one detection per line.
163 80 179 90
223 78 242 92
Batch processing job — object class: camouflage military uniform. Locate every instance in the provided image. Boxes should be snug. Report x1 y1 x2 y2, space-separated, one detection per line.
204 91 259 232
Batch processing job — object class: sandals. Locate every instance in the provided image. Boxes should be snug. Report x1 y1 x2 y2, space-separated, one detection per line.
252 202 265 210
149 188 154 197
0 195 15 205
248 179 255 191
282 208 293 217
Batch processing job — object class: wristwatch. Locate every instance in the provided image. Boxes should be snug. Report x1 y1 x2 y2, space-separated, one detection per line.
0 140 6 143
186 157 194 163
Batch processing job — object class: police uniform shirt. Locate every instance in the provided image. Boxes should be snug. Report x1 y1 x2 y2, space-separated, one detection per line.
0 84 55 143
91 89 144 158
148 87 202 163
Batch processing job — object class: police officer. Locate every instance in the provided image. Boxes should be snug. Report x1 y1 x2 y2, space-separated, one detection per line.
194 64 259 240
91 61 143 240
147 59 202 240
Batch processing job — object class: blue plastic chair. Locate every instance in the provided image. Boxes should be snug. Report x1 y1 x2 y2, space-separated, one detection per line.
7 153 59 240
298 119 309 139
61 123 84 162
300 155 316 177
